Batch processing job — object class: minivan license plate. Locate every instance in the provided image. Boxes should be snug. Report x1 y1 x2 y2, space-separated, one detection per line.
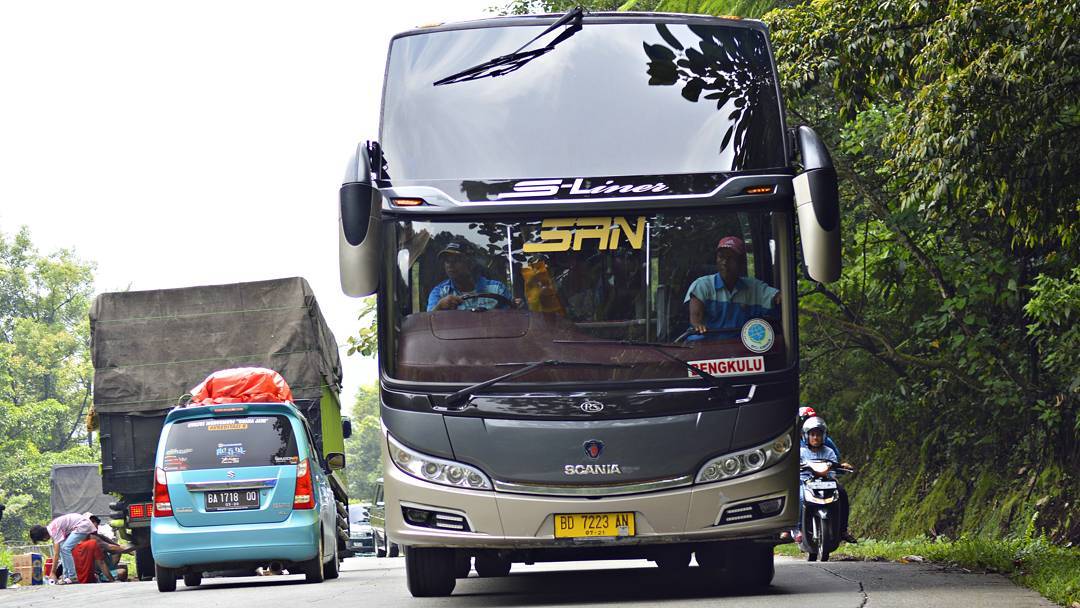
205 489 260 512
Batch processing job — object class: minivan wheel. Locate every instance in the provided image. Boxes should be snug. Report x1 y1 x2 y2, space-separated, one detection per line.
323 537 340 580
183 572 202 587
155 563 177 592
303 533 326 584
405 547 456 597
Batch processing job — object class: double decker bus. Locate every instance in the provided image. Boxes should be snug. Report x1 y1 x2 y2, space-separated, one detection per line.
339 10 841 597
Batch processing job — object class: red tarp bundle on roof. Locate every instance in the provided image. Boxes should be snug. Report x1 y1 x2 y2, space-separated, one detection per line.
189 367 294 404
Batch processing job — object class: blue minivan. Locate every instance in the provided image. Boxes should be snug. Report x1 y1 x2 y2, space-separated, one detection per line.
150 402 343 592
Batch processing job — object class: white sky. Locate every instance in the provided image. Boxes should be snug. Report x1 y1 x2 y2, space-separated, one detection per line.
0 0 496 404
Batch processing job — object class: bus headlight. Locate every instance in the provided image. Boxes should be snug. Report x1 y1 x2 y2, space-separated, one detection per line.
388 433 493 490
695 428 793 484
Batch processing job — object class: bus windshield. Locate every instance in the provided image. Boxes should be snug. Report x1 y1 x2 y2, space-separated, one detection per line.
381 21 785 181
386 209 794 385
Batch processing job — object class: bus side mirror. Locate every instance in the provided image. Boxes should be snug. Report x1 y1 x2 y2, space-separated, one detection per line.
793 126 841 283
341 417 353 439
326 452 346 471
339 141 382 297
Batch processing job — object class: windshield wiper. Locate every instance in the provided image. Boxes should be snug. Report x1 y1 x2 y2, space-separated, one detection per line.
553 339 730 390
433 7 585 86
433 358 632 410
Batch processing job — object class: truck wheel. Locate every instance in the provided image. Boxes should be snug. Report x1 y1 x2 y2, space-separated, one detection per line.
405 547 456 597
323 536 341 580
155 563 177 592
388 542 400 558
375 534 387 558
183 572 202 587
136 547 155 582
474 554 511 577
304 533 326 584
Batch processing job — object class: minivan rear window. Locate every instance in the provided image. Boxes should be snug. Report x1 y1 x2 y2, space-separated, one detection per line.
162 415 299 471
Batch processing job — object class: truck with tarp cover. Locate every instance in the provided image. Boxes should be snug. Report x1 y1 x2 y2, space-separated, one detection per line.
89 277 351 579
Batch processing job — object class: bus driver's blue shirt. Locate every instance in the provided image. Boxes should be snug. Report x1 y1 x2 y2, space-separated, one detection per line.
427 275 513 311
683 274 779 340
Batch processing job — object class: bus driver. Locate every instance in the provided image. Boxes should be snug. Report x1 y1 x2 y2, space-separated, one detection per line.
685 235 781 341
427 239 515 311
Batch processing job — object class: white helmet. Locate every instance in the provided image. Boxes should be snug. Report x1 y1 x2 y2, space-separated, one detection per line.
801 416 827 442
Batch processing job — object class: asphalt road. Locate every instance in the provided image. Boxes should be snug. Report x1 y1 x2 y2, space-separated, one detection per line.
0 554 1056 608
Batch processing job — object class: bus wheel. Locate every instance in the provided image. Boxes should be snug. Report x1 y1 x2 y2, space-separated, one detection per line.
454 553 472 578
405 547 456 597
729 543 775 588
475 554 511 577
654 547 691 570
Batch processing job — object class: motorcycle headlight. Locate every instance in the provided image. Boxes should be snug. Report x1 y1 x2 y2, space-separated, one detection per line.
387 433 493 490
695 428 793 484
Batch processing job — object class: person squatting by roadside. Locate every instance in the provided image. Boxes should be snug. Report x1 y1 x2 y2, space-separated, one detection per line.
72 516 134 583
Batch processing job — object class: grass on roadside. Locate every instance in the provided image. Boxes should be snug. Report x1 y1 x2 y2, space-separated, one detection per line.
774 536 1079 607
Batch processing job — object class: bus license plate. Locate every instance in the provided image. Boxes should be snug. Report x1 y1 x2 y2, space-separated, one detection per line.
554 513 635 538
205 489 261 512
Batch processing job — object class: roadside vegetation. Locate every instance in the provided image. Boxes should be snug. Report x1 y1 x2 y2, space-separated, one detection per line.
0 227 98 545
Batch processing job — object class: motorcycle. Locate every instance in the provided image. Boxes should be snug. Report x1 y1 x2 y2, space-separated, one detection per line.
796 460 853 562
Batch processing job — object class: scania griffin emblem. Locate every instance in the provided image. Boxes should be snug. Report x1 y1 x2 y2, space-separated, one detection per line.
579 400 605 413
583 439 604 459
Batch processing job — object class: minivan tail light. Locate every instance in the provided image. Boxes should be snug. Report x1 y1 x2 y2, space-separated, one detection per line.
293 459 315 510
153 468 173 517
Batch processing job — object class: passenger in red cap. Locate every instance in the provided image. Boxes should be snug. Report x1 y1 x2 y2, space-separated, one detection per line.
683 235 781 341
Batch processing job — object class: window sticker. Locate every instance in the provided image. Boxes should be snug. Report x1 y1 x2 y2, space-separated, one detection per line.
220 456 240 465
523 216 646 253
208 423 249 431
164 455 189 470
165 448 193 456
215 443 247 457
273 455 300 465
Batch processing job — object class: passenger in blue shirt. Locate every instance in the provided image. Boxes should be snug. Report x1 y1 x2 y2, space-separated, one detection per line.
427 240 515 312
684 235 781 341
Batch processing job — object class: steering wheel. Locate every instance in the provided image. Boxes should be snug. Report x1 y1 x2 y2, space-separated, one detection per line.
673 328 701 344
458 291 515 310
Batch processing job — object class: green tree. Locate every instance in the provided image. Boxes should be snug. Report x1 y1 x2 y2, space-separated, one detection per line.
508 0 1079 541
343 384 383 503
0 226 98 541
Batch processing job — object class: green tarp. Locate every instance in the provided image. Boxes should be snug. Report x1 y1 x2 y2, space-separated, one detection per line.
90 277 342 414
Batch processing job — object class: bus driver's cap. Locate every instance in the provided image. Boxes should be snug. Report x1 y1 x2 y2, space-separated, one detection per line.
437 240 468 258
716 235 746 256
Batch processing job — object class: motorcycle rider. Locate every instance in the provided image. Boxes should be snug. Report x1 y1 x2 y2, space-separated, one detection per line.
799 406 839 456
787 417 856 544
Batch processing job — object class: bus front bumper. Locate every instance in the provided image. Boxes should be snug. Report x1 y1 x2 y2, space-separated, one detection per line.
384 448 798 550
